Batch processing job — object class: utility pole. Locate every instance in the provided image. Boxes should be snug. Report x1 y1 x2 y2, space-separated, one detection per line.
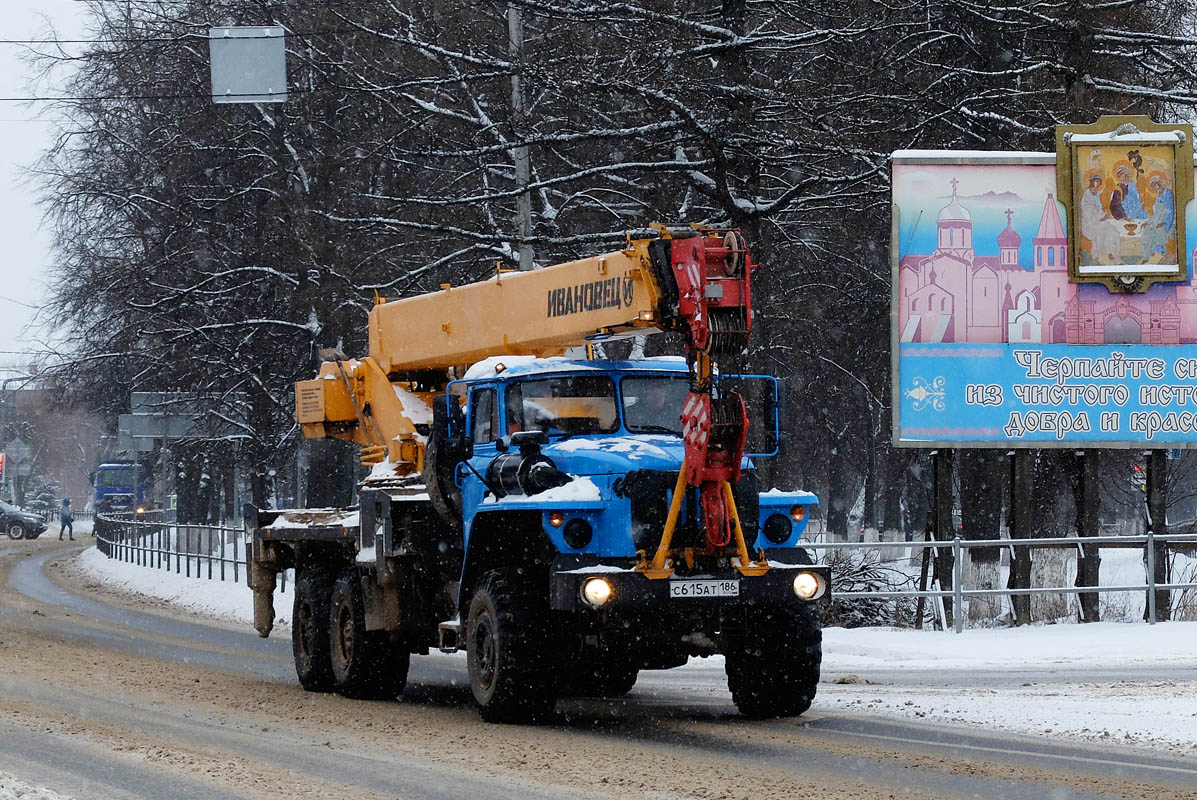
507 5 534 270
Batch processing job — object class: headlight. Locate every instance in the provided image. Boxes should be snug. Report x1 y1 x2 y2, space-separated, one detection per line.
135 506 146 514
581 577 614 608
792 571 826 600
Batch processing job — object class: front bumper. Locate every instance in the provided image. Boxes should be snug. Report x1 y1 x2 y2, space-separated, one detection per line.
549 555 831 613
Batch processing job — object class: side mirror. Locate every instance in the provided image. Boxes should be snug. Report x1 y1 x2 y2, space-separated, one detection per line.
447 391 472 460
721 375 780 458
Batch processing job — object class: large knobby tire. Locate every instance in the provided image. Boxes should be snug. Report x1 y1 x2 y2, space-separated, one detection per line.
6 523 24 540
466 570 558 723
726 603 822 719
329 569 409 700
292 567 335 692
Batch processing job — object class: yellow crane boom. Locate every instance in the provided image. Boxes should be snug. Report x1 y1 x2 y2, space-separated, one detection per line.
294 225 753 477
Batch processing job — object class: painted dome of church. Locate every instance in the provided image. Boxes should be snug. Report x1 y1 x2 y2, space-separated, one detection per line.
937 192 971 222
997 221 1021 248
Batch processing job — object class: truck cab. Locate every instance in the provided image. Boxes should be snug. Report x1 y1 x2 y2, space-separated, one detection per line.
92 461 148 513
435 357 825 717
455 356 816 569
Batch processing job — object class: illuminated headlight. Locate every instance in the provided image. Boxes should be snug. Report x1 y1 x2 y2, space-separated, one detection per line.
135 506 146 514
792 571 826 601
581 577 614 608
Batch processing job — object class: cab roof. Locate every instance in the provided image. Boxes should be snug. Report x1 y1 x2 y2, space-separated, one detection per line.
462 356 689 381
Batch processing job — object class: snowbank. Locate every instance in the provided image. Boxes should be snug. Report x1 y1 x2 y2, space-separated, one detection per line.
0 771 74 800
823 621 1197 670
75 546 291 628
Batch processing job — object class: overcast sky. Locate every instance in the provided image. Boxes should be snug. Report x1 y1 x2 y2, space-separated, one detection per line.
0 2 87 371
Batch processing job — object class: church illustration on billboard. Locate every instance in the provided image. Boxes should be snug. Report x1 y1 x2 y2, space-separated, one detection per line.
897 178 1197 345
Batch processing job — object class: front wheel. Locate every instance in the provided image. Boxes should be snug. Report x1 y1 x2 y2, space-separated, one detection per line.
726 603 822 719
466 571 557 723
329 569 408 700
6 524 24 540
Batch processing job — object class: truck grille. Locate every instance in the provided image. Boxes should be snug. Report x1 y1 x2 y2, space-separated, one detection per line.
616 469 761 552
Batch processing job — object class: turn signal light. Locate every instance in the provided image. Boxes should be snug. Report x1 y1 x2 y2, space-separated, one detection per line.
790 505 806 522
548 511 565 527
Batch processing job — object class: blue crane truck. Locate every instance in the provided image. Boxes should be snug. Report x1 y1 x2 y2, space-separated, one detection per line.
247 227 829 722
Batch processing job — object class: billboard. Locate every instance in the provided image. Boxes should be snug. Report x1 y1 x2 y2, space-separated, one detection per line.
892 145 1197 448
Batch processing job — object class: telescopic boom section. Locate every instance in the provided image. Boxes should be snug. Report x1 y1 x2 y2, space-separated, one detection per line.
293 225 757 487
366 225 754 373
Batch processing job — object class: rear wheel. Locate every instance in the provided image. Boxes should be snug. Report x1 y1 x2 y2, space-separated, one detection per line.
466 570 558 723
329 569 408 700
726 603 822 719
6 524 23 540
293 567 335 692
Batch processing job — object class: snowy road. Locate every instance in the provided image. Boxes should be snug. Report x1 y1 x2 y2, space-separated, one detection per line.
2 538 1196 800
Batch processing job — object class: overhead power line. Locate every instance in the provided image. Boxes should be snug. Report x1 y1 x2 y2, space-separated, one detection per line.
0 88 312 103
0 27 360 46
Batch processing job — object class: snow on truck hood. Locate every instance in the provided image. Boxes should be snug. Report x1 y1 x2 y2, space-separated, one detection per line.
543 434 684 473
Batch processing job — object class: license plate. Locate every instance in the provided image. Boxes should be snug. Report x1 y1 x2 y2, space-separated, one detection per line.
669 579 740 598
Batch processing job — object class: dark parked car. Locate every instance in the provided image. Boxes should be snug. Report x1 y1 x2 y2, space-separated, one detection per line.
0 500 47 540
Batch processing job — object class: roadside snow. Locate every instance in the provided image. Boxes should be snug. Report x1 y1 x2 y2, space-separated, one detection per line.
75 547 292 628
0 771 73 800
651 623 1197 756
822 622 1197 670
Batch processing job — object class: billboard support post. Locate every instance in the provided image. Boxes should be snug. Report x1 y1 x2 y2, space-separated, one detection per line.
1076 450 1102 622
1145 449 1169 622
1008 451 1033 625
932 449 955 629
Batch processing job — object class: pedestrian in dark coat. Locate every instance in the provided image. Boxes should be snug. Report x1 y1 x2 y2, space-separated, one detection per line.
59 497 73 541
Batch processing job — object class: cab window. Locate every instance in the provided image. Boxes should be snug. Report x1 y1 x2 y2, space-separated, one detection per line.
506 375 618 435
471 388 498 444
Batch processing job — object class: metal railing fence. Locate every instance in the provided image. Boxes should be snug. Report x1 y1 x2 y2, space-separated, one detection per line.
95 510 251 585
92 511 1197 633
806 532 1197 632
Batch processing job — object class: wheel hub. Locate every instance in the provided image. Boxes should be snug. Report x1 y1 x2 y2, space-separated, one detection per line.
334 603 354 667
296 602 314 660
472 616 497 692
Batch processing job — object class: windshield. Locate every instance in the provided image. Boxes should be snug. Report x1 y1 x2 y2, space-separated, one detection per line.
505 375 618 436
621 375 691 434
97 468 138 488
